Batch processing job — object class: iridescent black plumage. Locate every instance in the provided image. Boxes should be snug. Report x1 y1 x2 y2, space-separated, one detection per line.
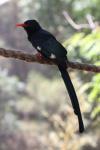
17 20 84 133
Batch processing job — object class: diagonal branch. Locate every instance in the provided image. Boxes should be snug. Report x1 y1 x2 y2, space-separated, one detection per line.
62 11 99 31
86 14 96 30
62 11 89 30
0 48 100 73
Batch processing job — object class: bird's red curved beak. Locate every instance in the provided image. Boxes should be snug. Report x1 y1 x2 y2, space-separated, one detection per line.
16 23 27 27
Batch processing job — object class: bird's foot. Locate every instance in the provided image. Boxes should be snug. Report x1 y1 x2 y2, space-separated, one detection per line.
35 52 52 64
35 52 44 61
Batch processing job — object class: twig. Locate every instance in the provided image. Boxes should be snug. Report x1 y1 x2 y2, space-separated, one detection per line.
62 11 89 30
0 48 100 73
86 14 96 30
62 11 99 31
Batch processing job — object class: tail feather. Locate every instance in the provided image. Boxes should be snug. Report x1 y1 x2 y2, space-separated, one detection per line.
58 64 84 133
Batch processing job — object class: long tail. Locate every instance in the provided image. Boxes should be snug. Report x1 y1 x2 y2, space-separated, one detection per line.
58 64 84 133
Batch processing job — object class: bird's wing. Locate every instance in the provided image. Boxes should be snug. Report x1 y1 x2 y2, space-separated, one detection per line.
41 37 67 60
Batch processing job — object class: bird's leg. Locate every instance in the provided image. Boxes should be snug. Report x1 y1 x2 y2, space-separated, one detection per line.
35 52 44 61
35 52 56 64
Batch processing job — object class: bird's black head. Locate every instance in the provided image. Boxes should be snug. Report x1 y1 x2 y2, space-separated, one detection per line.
16 20 41 36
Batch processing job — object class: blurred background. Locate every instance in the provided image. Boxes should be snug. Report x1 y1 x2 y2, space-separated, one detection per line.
0 0 100 149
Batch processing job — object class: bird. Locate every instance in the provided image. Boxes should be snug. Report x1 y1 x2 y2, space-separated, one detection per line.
16 20 84 133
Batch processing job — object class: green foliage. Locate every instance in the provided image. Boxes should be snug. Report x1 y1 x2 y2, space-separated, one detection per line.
63 28 100 118
63 28 100 62
73 0 100 21
89 74 100 118
89 74 100 102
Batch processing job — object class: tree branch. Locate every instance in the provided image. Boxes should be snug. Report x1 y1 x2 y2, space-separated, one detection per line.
86 14 96 30
62 11 89 30
62 11 98 31
0 48 100 73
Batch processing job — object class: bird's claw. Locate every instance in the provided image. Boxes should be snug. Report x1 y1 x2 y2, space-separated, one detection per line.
35 52 44 61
